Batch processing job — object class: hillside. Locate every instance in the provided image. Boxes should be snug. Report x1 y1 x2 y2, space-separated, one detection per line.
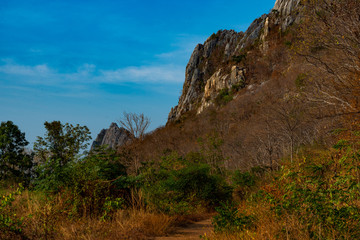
116 0 320 172
115 0 359 173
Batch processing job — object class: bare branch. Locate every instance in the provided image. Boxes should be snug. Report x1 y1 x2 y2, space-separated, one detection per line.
118 112 151 140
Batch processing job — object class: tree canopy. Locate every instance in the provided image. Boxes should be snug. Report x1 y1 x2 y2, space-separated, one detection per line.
0 121 33 183
33 121 91 191
34 121 91 166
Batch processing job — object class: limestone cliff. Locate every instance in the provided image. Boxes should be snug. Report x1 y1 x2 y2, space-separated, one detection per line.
168 30 245 121
168 0 301 122
91 123 131 150
273 0 302 30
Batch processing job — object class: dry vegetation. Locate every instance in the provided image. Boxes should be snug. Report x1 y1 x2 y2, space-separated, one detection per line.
1 0 360 239
1 188 211 240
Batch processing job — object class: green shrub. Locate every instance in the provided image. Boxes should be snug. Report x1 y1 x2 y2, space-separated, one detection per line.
264 140 360 239
232 171 256 188
232 54 246 63
101 197 125 221
0 185 25 238
65 147 128 218
34 158 73 192
147 163 231 214
141 152 232 214
230 81 245 93
34 146 129 218
232 170 259 200
213 202 255 233
333 139 350 150
284 40 292 47
185 151 205 164
214 88 233 106
295 73 307 90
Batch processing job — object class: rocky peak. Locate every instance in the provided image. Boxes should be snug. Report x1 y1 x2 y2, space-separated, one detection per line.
91 122 131 150
167 0 302 123
168 30 243 121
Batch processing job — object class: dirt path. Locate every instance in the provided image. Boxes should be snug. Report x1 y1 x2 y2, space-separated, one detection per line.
155 218 213 240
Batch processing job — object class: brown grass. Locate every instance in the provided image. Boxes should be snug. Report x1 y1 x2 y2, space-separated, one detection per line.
5 190 181 240
115 209 176 238
54 210 175 240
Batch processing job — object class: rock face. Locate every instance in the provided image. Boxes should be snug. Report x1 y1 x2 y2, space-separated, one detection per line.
273 0 302 30
91 123 131 150
168 0 301 122
274 0 300 16
168 30 244 121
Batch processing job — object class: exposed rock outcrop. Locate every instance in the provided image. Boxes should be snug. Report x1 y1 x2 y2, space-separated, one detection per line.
168 30 244 121
273 0 302 30
274 0 301 16
91 123 131 150
168 0 301 122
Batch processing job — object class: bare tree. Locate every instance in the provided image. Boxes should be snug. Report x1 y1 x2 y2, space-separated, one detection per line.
256 118 281 170
118 112 151 140
295 0 360 115
117 112 150 175
273 101 306 163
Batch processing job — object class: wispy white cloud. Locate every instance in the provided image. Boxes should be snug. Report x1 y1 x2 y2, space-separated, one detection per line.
0 61 51 76
0 60 184 87
0 33 202 88
100 65 184 83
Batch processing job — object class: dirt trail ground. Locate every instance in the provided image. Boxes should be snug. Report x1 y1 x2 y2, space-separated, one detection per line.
155 218 213 240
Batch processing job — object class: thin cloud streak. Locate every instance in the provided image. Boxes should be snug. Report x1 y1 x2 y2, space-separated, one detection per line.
100 65 184 83
0 62 51 76
0 61 185 86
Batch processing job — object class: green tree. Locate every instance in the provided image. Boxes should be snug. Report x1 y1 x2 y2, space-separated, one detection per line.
34 121 91 190
0 121 33 183
34 121 91 166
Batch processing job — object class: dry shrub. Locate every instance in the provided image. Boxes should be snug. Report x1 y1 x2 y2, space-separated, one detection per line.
56 209 213 240
57 219 109 240
28 209 176 240
17 191 67 239
115 209 176 238
9 189 177 240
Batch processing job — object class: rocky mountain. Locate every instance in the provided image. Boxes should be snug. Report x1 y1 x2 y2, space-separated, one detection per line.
91 123 131 150
168 0 301 122
89 0 359 175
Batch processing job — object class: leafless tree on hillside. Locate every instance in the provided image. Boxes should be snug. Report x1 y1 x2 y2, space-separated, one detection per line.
118 112 150 175
273 100 308 162
118 112 150 140
256 118 281 169
295 0 360 115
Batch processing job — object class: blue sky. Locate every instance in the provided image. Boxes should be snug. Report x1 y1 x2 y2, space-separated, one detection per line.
0 0 275 147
